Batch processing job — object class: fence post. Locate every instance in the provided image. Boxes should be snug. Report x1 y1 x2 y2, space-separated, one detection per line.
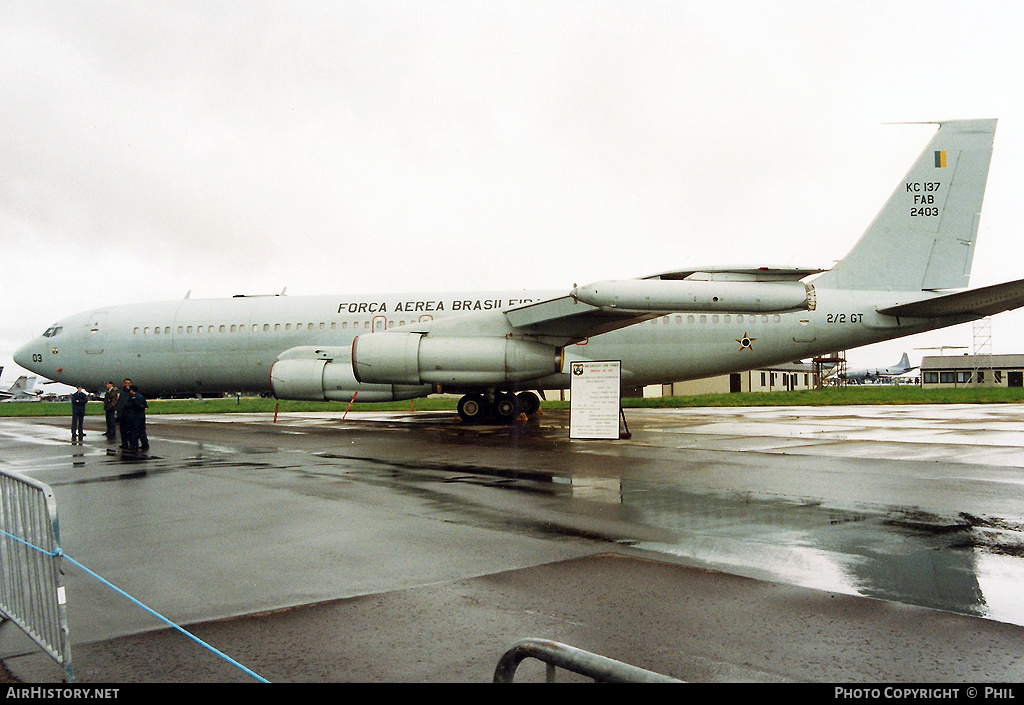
0 469 73 682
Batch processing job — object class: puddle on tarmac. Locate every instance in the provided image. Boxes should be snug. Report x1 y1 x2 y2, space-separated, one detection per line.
351 459 1024 627
614 482 1024 626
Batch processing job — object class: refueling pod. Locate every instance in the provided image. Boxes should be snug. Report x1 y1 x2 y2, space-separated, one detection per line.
573 279 815 312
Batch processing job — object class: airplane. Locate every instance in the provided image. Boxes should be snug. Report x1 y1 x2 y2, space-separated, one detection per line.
839 352 916 384
14 119 1024 424
0 374 42 402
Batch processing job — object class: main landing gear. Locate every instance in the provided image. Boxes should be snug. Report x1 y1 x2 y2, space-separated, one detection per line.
457 390 541 425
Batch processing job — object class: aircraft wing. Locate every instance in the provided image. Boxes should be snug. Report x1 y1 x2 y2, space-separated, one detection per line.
503 295 659 345
877 278 1024 318
403 294 659 348
502 267 821 344
642 266 826 282
408 268 818 348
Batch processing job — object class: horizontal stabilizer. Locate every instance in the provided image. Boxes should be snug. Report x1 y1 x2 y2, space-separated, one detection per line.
877 278 1024 318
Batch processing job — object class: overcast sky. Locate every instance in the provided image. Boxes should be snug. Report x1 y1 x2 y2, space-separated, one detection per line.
3 0 1023 387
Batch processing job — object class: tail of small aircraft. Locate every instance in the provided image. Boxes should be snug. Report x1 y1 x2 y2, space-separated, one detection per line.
8 376 35 393
814 119 996 292
895 352 911 372
0 375 36 400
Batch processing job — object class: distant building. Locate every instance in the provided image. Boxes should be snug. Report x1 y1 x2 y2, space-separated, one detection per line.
920 354 1024 388
657 362 818 396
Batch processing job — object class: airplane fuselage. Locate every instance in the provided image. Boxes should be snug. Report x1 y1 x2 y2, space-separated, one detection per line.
15 286 955 398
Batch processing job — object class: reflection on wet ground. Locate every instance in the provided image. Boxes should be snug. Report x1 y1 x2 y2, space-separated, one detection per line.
302 445 1024 625
281 406 1024 626
627 488 1006 620
4 404 1024 636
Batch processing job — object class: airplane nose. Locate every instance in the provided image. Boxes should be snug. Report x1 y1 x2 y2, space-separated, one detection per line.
13 339 37 371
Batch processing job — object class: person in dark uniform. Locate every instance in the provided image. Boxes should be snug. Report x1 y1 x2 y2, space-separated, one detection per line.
70 386 88 442
127 385 149 452
116 378 133 449
103 381 119 442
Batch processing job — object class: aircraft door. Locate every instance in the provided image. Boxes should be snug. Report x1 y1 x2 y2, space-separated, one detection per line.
793 319 815 343
372 315 387 333
84 312 109 354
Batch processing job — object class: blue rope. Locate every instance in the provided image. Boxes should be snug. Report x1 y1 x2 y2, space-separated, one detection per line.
1 528 270 683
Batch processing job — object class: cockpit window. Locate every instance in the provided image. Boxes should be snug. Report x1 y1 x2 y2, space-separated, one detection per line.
42 326 63 338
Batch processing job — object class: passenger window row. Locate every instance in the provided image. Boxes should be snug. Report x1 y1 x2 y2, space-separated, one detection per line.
650 314 783 325
129 319 418 335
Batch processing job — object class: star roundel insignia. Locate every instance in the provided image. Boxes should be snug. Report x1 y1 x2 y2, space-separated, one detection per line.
736 332 756 352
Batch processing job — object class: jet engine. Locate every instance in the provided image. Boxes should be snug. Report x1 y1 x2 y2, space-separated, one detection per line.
270 345 430 402
352 333 561 387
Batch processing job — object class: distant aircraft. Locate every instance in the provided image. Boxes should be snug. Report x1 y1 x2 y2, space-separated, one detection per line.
0 375 42 402
840 352 916 384
14 119 1024 423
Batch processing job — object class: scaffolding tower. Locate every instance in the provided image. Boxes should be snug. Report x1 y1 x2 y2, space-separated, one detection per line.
813 351 846 388
973 317 994 386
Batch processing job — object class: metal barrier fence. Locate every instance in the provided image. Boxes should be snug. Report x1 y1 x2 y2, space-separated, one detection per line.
0 469 73 682
493 638 682 683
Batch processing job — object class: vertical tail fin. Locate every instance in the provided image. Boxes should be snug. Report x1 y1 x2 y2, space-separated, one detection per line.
11 376 34 392
814 119 996 291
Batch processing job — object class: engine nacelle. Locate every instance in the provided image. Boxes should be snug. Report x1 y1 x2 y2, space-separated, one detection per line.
352 333 561 386
270 345 431 402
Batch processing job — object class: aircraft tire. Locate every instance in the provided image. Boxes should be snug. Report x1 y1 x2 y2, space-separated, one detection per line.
493 392 521 424
457 394 488 424
517 391 540 416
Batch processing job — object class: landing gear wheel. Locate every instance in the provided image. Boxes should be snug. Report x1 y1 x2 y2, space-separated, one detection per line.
517 391 541 416
457 394 488 424
493 392 521 424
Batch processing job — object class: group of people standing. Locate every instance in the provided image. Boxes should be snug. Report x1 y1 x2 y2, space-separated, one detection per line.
71 378 148 451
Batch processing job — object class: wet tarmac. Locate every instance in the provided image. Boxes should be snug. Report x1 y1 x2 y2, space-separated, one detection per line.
2 404 1024 682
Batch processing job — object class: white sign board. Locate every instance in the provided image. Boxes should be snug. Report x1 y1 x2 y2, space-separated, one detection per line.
569 360 621 439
